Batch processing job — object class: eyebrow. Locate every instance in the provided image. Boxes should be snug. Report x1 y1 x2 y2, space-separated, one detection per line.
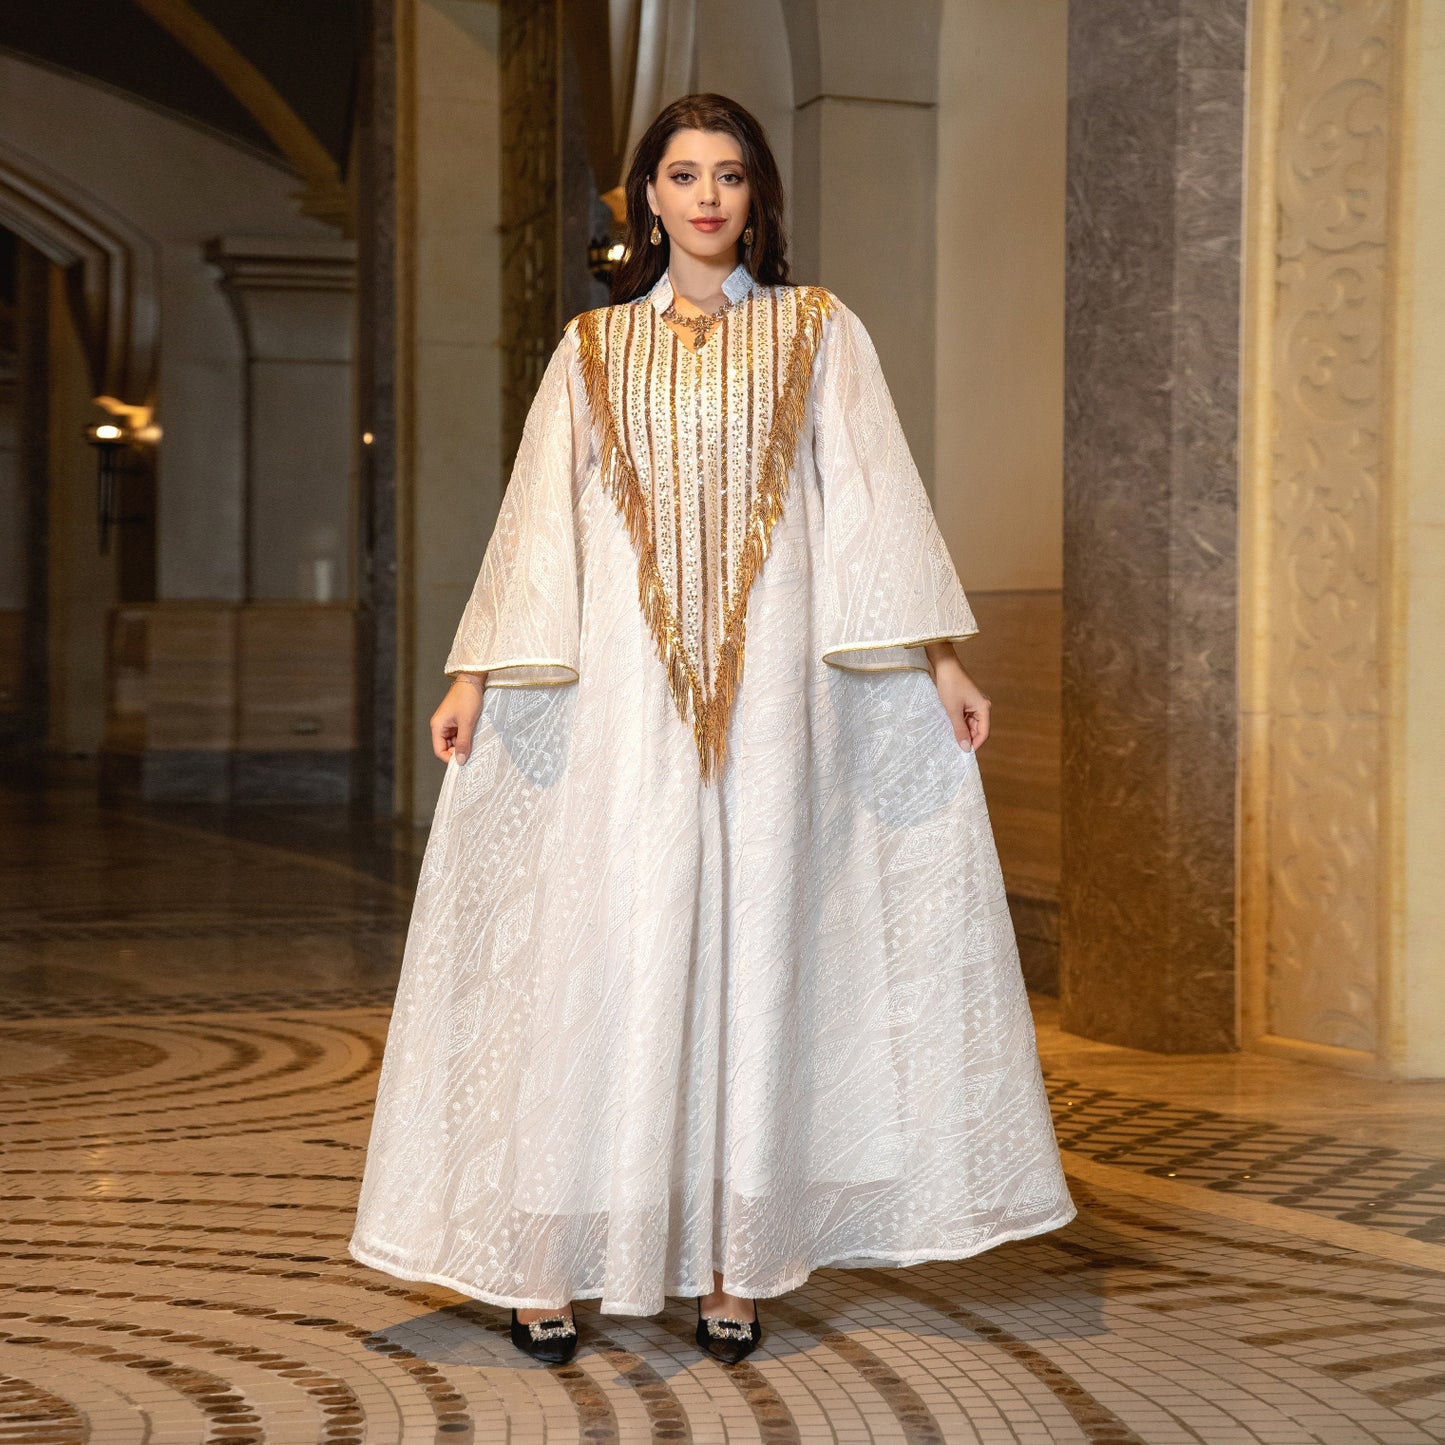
665 158 745 168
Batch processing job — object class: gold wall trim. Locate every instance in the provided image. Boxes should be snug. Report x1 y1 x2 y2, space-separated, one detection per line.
1239 0 1284 1065
1382 0 1445 1079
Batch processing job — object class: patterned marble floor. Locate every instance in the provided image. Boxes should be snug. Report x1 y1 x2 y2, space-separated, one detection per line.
2 763 1444 1444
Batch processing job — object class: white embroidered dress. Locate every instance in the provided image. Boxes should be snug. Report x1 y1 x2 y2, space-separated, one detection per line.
348 263 1075 1314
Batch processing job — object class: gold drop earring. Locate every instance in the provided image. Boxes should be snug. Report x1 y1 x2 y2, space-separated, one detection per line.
650 214 662 246
742 219 754 246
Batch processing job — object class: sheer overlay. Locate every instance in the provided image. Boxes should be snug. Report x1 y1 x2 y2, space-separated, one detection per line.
348 266 1074 1314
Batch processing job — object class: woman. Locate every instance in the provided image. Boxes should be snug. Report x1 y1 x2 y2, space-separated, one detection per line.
348 92 1074 1367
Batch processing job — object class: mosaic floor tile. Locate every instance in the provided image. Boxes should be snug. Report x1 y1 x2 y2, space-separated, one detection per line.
1046 1081 1445 1243
2 766 1443 1443
3 1002 1443 1444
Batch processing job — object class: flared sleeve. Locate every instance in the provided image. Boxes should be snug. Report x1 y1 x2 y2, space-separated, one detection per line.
443 323 582 686
813 299 979 672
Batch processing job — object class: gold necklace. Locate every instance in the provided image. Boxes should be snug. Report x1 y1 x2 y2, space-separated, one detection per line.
662 294 740 351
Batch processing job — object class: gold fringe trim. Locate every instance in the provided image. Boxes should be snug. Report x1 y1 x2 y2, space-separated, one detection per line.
576 286 835 783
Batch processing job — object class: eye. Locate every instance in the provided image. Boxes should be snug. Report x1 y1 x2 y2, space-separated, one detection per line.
721 171 745 184
669 169 694 183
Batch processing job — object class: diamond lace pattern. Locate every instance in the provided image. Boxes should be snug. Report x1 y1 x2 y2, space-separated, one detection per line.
350 291 1075 1316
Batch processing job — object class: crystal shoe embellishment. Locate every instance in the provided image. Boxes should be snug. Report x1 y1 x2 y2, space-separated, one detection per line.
704 1315 754 1341
526 1315 576 1341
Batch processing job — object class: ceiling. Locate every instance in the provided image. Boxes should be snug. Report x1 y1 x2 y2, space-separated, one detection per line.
0 0 364 169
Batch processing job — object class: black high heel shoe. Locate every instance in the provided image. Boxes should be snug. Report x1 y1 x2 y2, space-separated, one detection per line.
696 1294 761 1364
510 1305 579 1364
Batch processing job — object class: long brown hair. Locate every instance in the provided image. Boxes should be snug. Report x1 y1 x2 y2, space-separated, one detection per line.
609 93 792 304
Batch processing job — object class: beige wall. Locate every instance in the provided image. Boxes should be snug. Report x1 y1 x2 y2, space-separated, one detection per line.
695 0 794 206
933 0 1066 593
0 54 337 605
929 2 1066 911
783 0 942 489
398 0 504 823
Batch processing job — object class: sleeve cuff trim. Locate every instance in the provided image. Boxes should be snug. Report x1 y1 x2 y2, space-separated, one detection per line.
821 629 979 671
445 658 579 687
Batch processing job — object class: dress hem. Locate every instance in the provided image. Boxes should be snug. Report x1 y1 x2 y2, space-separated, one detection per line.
346 1202 1077 1317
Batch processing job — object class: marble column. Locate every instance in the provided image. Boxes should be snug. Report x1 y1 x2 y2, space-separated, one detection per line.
357 0 400 816
1059 0 1246 1053
205 236 357 603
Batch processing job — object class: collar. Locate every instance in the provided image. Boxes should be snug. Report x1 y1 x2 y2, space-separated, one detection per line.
646 262 756 313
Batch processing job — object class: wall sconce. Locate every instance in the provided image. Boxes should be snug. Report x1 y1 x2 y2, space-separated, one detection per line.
83 419 155 553
587 236 628 283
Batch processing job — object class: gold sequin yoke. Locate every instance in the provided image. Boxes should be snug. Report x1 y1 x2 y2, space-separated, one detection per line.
575 284 834 783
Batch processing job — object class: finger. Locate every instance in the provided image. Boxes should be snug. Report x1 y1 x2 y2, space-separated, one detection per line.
430 718 454 762
452 721 475 764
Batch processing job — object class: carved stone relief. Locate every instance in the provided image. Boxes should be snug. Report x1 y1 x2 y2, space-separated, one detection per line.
1263 0 1395 1052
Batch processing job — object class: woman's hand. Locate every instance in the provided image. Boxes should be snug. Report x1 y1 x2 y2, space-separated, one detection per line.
430 673 488 763
924 642 990 752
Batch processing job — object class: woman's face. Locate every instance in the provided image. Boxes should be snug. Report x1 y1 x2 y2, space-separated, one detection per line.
646 127 752 265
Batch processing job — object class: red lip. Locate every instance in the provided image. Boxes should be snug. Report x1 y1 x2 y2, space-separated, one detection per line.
689 218 725 230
